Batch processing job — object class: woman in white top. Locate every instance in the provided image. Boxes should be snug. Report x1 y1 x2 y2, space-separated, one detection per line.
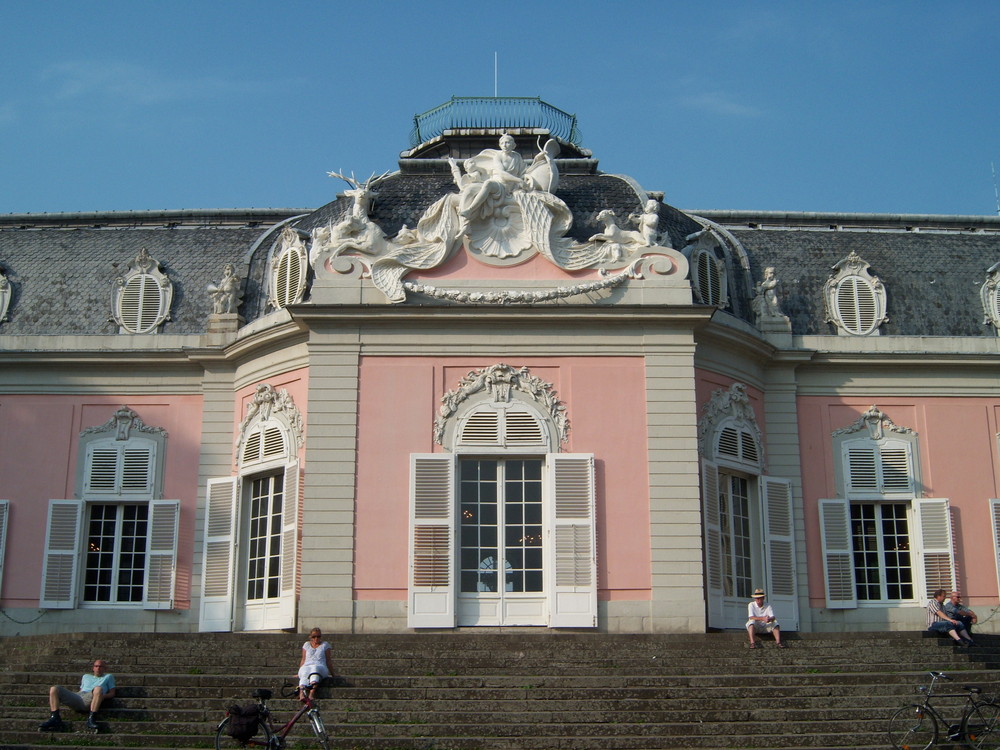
297 628 335 701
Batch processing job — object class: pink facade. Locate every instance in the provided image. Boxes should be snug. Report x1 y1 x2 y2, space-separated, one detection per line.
798 397 1000 611
0 396 204 610
354 356 652 602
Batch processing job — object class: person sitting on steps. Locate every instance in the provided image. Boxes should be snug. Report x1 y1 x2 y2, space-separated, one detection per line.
39 659 116 731
746 587 786 649
927 588 974 646
297 627 336 703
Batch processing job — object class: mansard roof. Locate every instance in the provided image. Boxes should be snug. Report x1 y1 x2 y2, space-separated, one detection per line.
697 210 1000 336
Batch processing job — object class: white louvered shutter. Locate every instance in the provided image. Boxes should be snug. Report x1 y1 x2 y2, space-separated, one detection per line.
702 461 724 628
913 498 955 597
546 453 597 628
199 478 238 631
0 500 8 599
408 454 457 628
273 461 300 629
143 500 179 610
991 499 1000 598
762 477 798 630
818 498 857 609
39 500 84 609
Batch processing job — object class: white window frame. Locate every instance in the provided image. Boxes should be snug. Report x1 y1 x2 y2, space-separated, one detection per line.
823 250 887 336
111 248 173 334
40 408 177 610
0 500 9 599
268 228 308 309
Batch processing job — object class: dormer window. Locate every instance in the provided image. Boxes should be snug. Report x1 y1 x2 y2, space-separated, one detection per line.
823 251 887 336
683 228 730 309
111 249 173 334
981 262 1000 335
269 227 308 309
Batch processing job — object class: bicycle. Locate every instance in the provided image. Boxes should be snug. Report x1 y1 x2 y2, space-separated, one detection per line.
888 671 1000 750
215 684 330 750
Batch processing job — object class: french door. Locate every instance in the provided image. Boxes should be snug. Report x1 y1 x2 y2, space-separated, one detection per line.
458 458 546 626
242 473 286 630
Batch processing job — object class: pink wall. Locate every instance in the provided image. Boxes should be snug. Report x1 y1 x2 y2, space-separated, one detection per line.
0 396 204 609
798 397 1000 609
353 357 652 601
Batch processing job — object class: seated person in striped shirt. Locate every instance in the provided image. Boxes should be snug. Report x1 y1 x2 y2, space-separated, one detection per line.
927 589 974 646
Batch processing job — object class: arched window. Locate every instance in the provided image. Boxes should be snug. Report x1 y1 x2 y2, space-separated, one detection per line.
410 364 594 630
111 249 173 334
824 251 887 336
200 384 303 633
698 383 797 631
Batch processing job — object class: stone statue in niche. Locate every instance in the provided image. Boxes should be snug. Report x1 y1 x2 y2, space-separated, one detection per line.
752 266 789 326
208 263 243 315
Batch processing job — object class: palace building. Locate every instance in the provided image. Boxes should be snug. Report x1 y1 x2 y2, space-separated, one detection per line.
2 97 1000 635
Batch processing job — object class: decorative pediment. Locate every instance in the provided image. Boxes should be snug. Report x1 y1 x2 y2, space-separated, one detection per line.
80 405 167 440
236 384 304 457
831 405 915 440
823 250 888 336
697 383 763 466
434 364 569 445
309 136 687 304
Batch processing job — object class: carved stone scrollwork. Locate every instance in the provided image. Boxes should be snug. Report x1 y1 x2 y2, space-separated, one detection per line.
237 384 305 450
434 364 569 445
309 136 684 304
80 405 168 440
831 405 915 440
696 383 762 459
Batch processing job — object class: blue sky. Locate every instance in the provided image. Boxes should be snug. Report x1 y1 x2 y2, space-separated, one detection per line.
2 1 998 217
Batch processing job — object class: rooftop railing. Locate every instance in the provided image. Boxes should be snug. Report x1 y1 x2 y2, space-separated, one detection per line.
410 97 581 148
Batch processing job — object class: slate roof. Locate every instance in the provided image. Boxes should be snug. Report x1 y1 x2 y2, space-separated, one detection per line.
0 211 299 335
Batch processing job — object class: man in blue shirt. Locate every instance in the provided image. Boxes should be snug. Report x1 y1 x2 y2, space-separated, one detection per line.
39 659 116 731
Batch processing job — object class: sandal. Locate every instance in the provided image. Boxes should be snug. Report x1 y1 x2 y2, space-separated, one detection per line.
748 643 757 649
777 643 787 649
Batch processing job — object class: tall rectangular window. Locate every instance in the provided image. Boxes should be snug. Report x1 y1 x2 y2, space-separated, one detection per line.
850 502 913 601
83 503 148 603
718 473 753 599
247 473 283 601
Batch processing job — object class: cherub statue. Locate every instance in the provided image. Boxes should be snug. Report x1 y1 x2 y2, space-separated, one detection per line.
207 263 242 315
588 209 646 262
752 266 787 324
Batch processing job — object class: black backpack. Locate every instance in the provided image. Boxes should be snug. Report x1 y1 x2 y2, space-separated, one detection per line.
226 703 260 743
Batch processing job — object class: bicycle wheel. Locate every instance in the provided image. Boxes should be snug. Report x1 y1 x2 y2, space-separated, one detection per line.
308 708 331 750
963 700 1000 749
215 715 275 749
888 704 938 750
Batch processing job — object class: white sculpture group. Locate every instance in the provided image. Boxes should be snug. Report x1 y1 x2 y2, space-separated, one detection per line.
307 135 676 303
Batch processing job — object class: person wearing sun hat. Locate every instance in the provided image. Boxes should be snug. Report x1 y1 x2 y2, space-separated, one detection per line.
746 587 785 649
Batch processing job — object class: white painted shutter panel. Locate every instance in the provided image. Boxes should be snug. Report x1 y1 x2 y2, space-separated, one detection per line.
39 500 84 609
818 498 857 609
991 499 1000 598
272 461 299 630
762 477 798 630
0 500 8 599
702 461 724 628
199 477 238 632
143 500 179 610
546 453 597 628
408 454 457 628
914 498 955 598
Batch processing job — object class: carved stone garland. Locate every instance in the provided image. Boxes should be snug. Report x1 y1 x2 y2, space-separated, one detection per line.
433 364 569 446
831 405 915 440
80 405 168 440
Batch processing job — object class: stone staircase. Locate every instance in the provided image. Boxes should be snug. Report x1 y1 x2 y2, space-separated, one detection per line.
1 630 998 750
